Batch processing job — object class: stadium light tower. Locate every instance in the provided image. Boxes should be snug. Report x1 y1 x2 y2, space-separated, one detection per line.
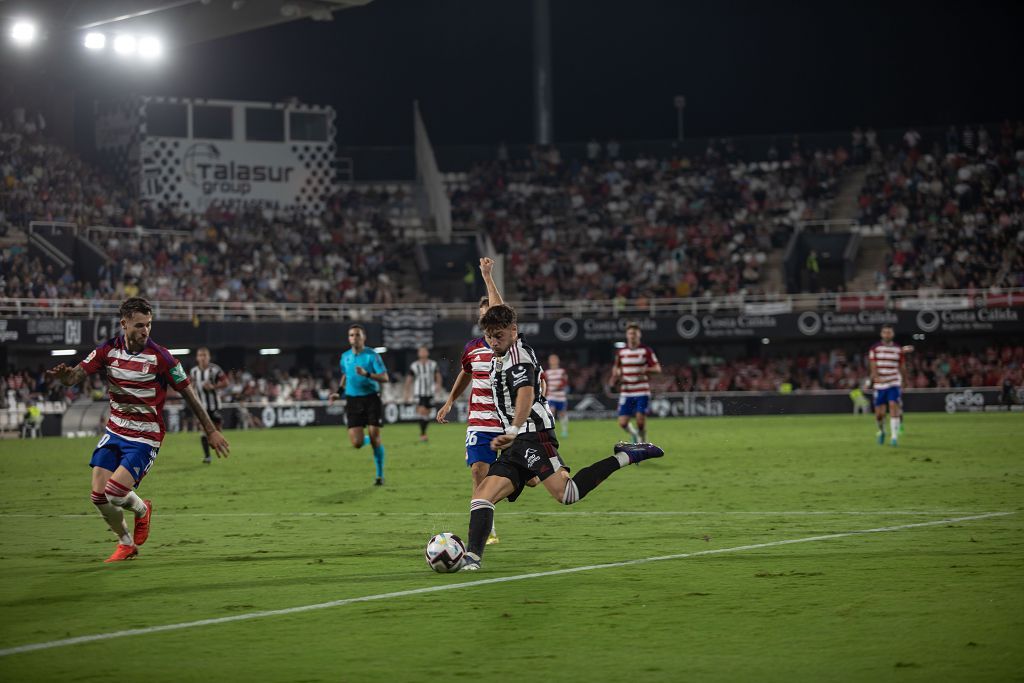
10 20 38 46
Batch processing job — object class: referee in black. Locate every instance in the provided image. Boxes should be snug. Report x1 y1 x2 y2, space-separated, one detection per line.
190 347 228 463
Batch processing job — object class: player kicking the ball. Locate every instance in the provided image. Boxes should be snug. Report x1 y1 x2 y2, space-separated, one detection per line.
437 257 512 545
460 304 665 571
47 298 230 563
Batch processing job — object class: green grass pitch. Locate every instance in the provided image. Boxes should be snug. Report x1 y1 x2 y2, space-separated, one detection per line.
0 413 1022 682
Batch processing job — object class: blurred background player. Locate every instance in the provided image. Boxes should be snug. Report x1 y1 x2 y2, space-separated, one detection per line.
610 323 661 443
437 257 505 545
405 346 442 443
869 325 906 446
190 347 228 463
541 354 570 437
46 297 229 563
330 325 390 485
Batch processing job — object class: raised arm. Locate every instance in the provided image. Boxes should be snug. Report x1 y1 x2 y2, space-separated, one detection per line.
480 257 503 309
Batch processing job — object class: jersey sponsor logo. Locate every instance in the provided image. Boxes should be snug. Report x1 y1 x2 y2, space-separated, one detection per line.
170 363 187 384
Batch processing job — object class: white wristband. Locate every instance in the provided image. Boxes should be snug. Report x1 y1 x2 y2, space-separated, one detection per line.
504 425 522 437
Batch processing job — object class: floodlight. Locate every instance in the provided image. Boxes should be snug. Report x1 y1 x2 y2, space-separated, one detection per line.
113 34 137 55
84 32 106 50
138 36 163 59
10 20 37 46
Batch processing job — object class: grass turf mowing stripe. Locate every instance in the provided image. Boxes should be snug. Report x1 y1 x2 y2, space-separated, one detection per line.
0 510 1012 658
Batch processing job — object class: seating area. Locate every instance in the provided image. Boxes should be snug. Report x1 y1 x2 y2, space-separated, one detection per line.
855 121 1024 291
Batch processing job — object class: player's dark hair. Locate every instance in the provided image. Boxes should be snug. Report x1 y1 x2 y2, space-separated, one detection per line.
197 346 210 354
626 322 642 332
881 324 894 331
478 295 490 309
120 297 152 320
348 324 366 334
479 304 517 332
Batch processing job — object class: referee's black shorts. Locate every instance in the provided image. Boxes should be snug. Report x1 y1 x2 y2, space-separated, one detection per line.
345 394 383 428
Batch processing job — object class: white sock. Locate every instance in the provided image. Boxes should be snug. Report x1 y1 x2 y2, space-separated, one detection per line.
626 425 639 440
890 416 900 437
614 452 631 467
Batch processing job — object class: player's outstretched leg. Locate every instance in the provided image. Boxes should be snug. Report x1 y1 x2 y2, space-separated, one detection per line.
557 442 665 504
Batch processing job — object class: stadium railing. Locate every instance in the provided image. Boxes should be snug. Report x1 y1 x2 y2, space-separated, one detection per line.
1 289 1020 322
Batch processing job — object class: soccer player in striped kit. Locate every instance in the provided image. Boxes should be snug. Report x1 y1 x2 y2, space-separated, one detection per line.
610 323 661 443
868 324 906 446
459 304 665 571
541 354 570 437
190 347 228 463
47 298 230 562
405 346 442 443
437 257 506 545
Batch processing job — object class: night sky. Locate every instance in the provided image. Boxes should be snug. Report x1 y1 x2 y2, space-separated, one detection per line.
12 0 1024 146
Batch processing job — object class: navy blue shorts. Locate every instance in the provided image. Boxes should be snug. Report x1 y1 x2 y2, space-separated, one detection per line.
874 386 902 407
618 395 650 417
465 431 499 466
547 399 567 413
89 430 159 486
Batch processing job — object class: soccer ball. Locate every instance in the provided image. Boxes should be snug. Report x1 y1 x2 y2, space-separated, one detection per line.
425 532 465 573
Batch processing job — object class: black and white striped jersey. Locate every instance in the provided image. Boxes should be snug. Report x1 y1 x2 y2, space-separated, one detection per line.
490 337 555 433
409 359 438 398
189 364 224 412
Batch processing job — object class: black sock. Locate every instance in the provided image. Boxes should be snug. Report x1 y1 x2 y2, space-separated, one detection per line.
201 436 210 458
419 419 428 436
571 456 621 500
467 499 495 557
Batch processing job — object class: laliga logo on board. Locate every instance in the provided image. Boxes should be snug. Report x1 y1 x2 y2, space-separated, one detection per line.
262 406 316 427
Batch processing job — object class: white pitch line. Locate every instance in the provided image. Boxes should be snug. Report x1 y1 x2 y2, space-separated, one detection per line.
0 511 1013 658
0 510 1001 519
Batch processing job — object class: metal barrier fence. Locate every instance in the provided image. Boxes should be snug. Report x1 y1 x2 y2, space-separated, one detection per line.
1 289 1020 322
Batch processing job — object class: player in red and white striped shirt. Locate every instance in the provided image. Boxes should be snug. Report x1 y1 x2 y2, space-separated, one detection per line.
868 324 906 447
540 355 570 437
437 258 509 544
47 298 229 563
610 323 661 443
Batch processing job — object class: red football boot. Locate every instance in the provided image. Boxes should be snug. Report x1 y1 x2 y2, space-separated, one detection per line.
133 500 153 546
104 544 139 563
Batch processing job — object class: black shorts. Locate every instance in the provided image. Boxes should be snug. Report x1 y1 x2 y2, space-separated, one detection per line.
345 394 383 428
487 429 568 503
417 396 433 409
208 409 223 427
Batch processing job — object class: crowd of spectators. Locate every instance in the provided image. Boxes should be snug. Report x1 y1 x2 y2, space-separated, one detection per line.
1 113 419 305
451 140 846 302
857 121 1024 291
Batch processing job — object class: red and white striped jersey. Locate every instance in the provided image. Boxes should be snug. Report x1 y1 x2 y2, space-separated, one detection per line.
541 367 568 402
461 337 502 433
80 336 191 448
616 345 659 398
868 341 904 390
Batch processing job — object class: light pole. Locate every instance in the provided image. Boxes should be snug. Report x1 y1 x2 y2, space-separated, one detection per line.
674 95 686 142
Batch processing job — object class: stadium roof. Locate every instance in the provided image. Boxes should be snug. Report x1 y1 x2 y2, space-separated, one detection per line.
2 0 373 47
